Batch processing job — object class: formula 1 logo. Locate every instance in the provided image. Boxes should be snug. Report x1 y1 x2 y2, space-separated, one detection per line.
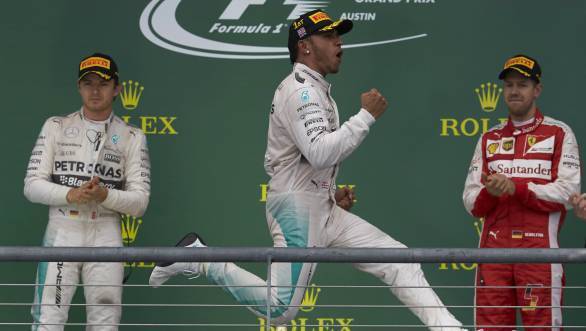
221 0 328 20
140 0 430 59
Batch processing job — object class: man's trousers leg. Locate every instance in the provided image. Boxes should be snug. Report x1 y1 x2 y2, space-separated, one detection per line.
204 193 324 325
475 263 564 331
516 263 564 331
475 263 516 331
31 219 81 331
326 206 463 331
82 220 124 331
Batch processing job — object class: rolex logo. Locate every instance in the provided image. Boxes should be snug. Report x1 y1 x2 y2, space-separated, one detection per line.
120 214 142 244
120 80 145 110
440 81 507 137
299 284 321 312
475 82 502 112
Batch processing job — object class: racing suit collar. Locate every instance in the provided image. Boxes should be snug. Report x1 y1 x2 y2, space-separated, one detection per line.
504 108 544 136
294 63 331 93
78 108 114 125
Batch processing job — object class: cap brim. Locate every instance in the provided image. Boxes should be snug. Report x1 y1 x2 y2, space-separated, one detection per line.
319 19 353 35
78 70 113 81
498 67 534 80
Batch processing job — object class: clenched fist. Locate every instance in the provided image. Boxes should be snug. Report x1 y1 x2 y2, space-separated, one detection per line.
361 88 388 119
335 186 355 211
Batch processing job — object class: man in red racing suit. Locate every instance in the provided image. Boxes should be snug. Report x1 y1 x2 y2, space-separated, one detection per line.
463 54 581 330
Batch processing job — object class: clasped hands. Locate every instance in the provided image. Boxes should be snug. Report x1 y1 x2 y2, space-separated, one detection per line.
66 176 108 204
482 172 515 197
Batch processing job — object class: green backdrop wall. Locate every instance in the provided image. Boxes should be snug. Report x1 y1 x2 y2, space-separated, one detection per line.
1 0 585 329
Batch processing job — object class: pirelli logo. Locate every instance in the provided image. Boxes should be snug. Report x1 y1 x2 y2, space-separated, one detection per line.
504 56 534 70
80 57 111 70
309 12 330 24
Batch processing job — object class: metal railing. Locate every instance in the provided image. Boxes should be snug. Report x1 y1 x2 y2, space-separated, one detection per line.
2 246 586 263
1 247 585 329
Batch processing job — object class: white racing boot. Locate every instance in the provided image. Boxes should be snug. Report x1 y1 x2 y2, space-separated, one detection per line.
149 232 206 287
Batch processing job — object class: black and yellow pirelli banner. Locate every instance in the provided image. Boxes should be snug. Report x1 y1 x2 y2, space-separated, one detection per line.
2 0 585 328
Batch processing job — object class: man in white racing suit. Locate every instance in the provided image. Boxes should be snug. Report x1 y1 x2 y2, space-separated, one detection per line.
25 53 150 330
149 10 464 330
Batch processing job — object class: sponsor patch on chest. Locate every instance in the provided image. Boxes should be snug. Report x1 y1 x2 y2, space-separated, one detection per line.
488 159 552 180
104 153 121 164
524 135 555 154
486 137 515 157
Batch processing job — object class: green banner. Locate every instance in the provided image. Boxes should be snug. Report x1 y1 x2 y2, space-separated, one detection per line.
1 0 585 329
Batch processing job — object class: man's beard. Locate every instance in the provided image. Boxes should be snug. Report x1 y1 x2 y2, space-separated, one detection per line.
508 103 533 118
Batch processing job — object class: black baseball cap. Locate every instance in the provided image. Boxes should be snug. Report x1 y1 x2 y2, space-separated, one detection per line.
288 9 353 53
78 53 119 83
498 54 541 82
